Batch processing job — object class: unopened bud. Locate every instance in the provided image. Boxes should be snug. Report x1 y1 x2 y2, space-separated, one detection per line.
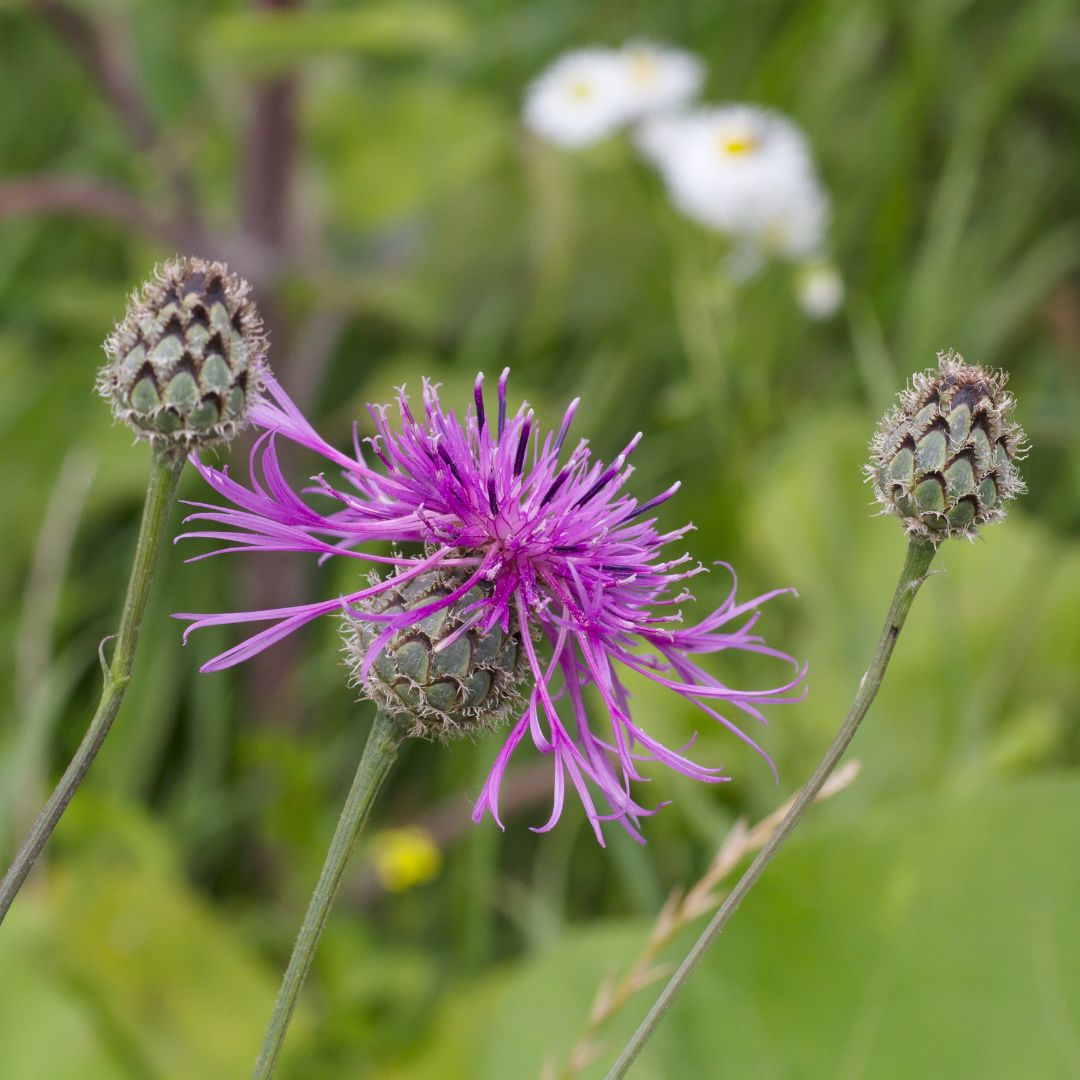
869 350 1026 541
98 257 266 448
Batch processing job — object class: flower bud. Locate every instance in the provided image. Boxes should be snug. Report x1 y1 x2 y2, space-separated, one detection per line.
794 261 844 319
99 257 266 448
344 568 528 741
869 350 1026 541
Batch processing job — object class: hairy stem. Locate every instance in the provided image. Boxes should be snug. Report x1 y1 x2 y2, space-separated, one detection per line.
607 536 938 1078
253 710 406 1079
555 763 860 1080
0 449 185 924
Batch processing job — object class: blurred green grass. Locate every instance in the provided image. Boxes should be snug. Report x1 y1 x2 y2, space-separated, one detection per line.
1 0 1078 1077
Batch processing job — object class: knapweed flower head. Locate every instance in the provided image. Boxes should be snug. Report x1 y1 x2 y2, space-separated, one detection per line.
179 371 804 843
99 257 266 448
869 350 1027 542
637 105 830 261
523 42 704 149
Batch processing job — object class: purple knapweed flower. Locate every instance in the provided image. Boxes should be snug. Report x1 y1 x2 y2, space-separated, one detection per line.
178 370 804 843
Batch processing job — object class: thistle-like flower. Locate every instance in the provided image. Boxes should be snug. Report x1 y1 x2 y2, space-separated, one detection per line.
869 350 1027 541
178 372 803 842
98 257 266 448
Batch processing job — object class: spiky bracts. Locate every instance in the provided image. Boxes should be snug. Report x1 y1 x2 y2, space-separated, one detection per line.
869 350 1026 542
344 566 528 741
99 257 266 448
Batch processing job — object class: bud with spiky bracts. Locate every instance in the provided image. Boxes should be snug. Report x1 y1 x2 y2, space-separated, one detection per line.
869 350 1026 542
98 257 266 448
344 566 528 742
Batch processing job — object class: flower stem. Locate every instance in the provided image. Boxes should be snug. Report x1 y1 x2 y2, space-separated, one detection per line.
0 448 185 924
252 709 406 1080
606 536 938 1078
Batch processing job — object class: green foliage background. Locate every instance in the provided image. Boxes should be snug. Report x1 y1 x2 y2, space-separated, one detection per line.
1 0 1079 1077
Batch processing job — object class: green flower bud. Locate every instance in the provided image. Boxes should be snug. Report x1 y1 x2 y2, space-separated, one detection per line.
869 350 1026 542
98 257 267 448
344 567 528 742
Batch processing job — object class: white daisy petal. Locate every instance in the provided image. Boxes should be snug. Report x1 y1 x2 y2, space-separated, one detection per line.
618 41 705 119
641 104 831 259
523 49 631 149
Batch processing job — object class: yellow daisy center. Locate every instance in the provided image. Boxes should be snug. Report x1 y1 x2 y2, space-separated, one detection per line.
718 133 759 156
567 78 594 102
627 52 658 85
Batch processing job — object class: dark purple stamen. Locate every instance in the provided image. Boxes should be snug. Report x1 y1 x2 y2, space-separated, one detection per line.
574 463 620 509
539 466 571 507
514 414 532 476
474 373 486 433
437 444 464 485
622 482 681 524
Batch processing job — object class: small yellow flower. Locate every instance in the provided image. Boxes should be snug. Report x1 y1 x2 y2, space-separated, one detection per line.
371 827 442 893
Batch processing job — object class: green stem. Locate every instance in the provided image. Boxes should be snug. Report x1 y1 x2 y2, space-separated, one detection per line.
607 537 938 1078
0 448 185 924
253 709 406 1080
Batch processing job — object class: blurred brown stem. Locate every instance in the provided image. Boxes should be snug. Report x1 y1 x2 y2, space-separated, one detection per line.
0 175 200 250
242 52 297 253
15 0 337 741
235 0 308 734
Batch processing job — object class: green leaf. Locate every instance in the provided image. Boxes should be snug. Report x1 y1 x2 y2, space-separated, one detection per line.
0 915 133 1080
397 777 1080 1078
314 80 506 231
2 797 296 1080
202 4 467 71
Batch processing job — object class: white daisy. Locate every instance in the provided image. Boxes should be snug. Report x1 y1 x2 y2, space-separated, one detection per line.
633 109 691 165
638 104 830 259
618 41 705 120
523 49 630 149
